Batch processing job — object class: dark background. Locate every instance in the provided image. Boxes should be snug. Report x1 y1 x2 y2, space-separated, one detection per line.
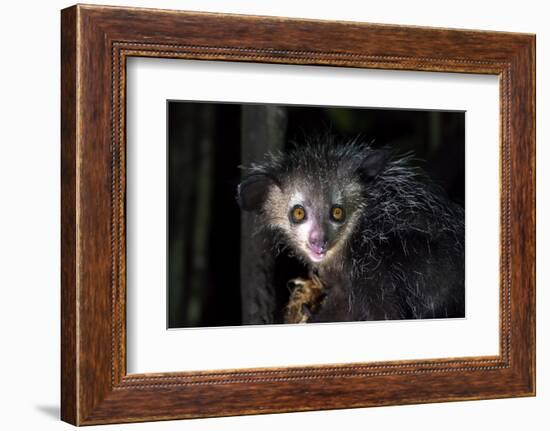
167 101 465 328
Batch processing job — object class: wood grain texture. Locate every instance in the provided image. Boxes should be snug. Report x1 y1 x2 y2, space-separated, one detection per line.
60 5 78 425
60 4 536 425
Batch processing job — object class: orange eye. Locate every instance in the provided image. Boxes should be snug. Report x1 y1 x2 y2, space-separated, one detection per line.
331 206 345 222
290 205 306 223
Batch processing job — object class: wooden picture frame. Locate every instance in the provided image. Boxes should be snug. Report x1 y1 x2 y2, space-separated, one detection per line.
61 4 535 425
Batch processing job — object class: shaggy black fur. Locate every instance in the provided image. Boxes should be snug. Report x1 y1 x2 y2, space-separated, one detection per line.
238 136 465 322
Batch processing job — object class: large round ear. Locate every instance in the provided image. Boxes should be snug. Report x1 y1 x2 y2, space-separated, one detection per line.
237 173 278 212
357 149 390 181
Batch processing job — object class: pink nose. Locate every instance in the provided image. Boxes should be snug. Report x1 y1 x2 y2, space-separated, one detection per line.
308 231 327 254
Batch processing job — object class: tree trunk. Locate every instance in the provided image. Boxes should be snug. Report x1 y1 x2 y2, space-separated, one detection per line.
240 105 287 324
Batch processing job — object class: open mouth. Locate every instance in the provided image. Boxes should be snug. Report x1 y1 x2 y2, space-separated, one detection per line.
309 250 325 261
307 245 328 262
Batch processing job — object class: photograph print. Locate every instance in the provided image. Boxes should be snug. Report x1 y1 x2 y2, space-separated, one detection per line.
168 102 465 328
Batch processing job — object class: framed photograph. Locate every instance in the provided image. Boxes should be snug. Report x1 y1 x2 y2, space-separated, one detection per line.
61 4 535 425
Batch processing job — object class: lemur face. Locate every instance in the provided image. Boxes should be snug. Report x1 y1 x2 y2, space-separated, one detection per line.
263 178 364 265
237 144 388 267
